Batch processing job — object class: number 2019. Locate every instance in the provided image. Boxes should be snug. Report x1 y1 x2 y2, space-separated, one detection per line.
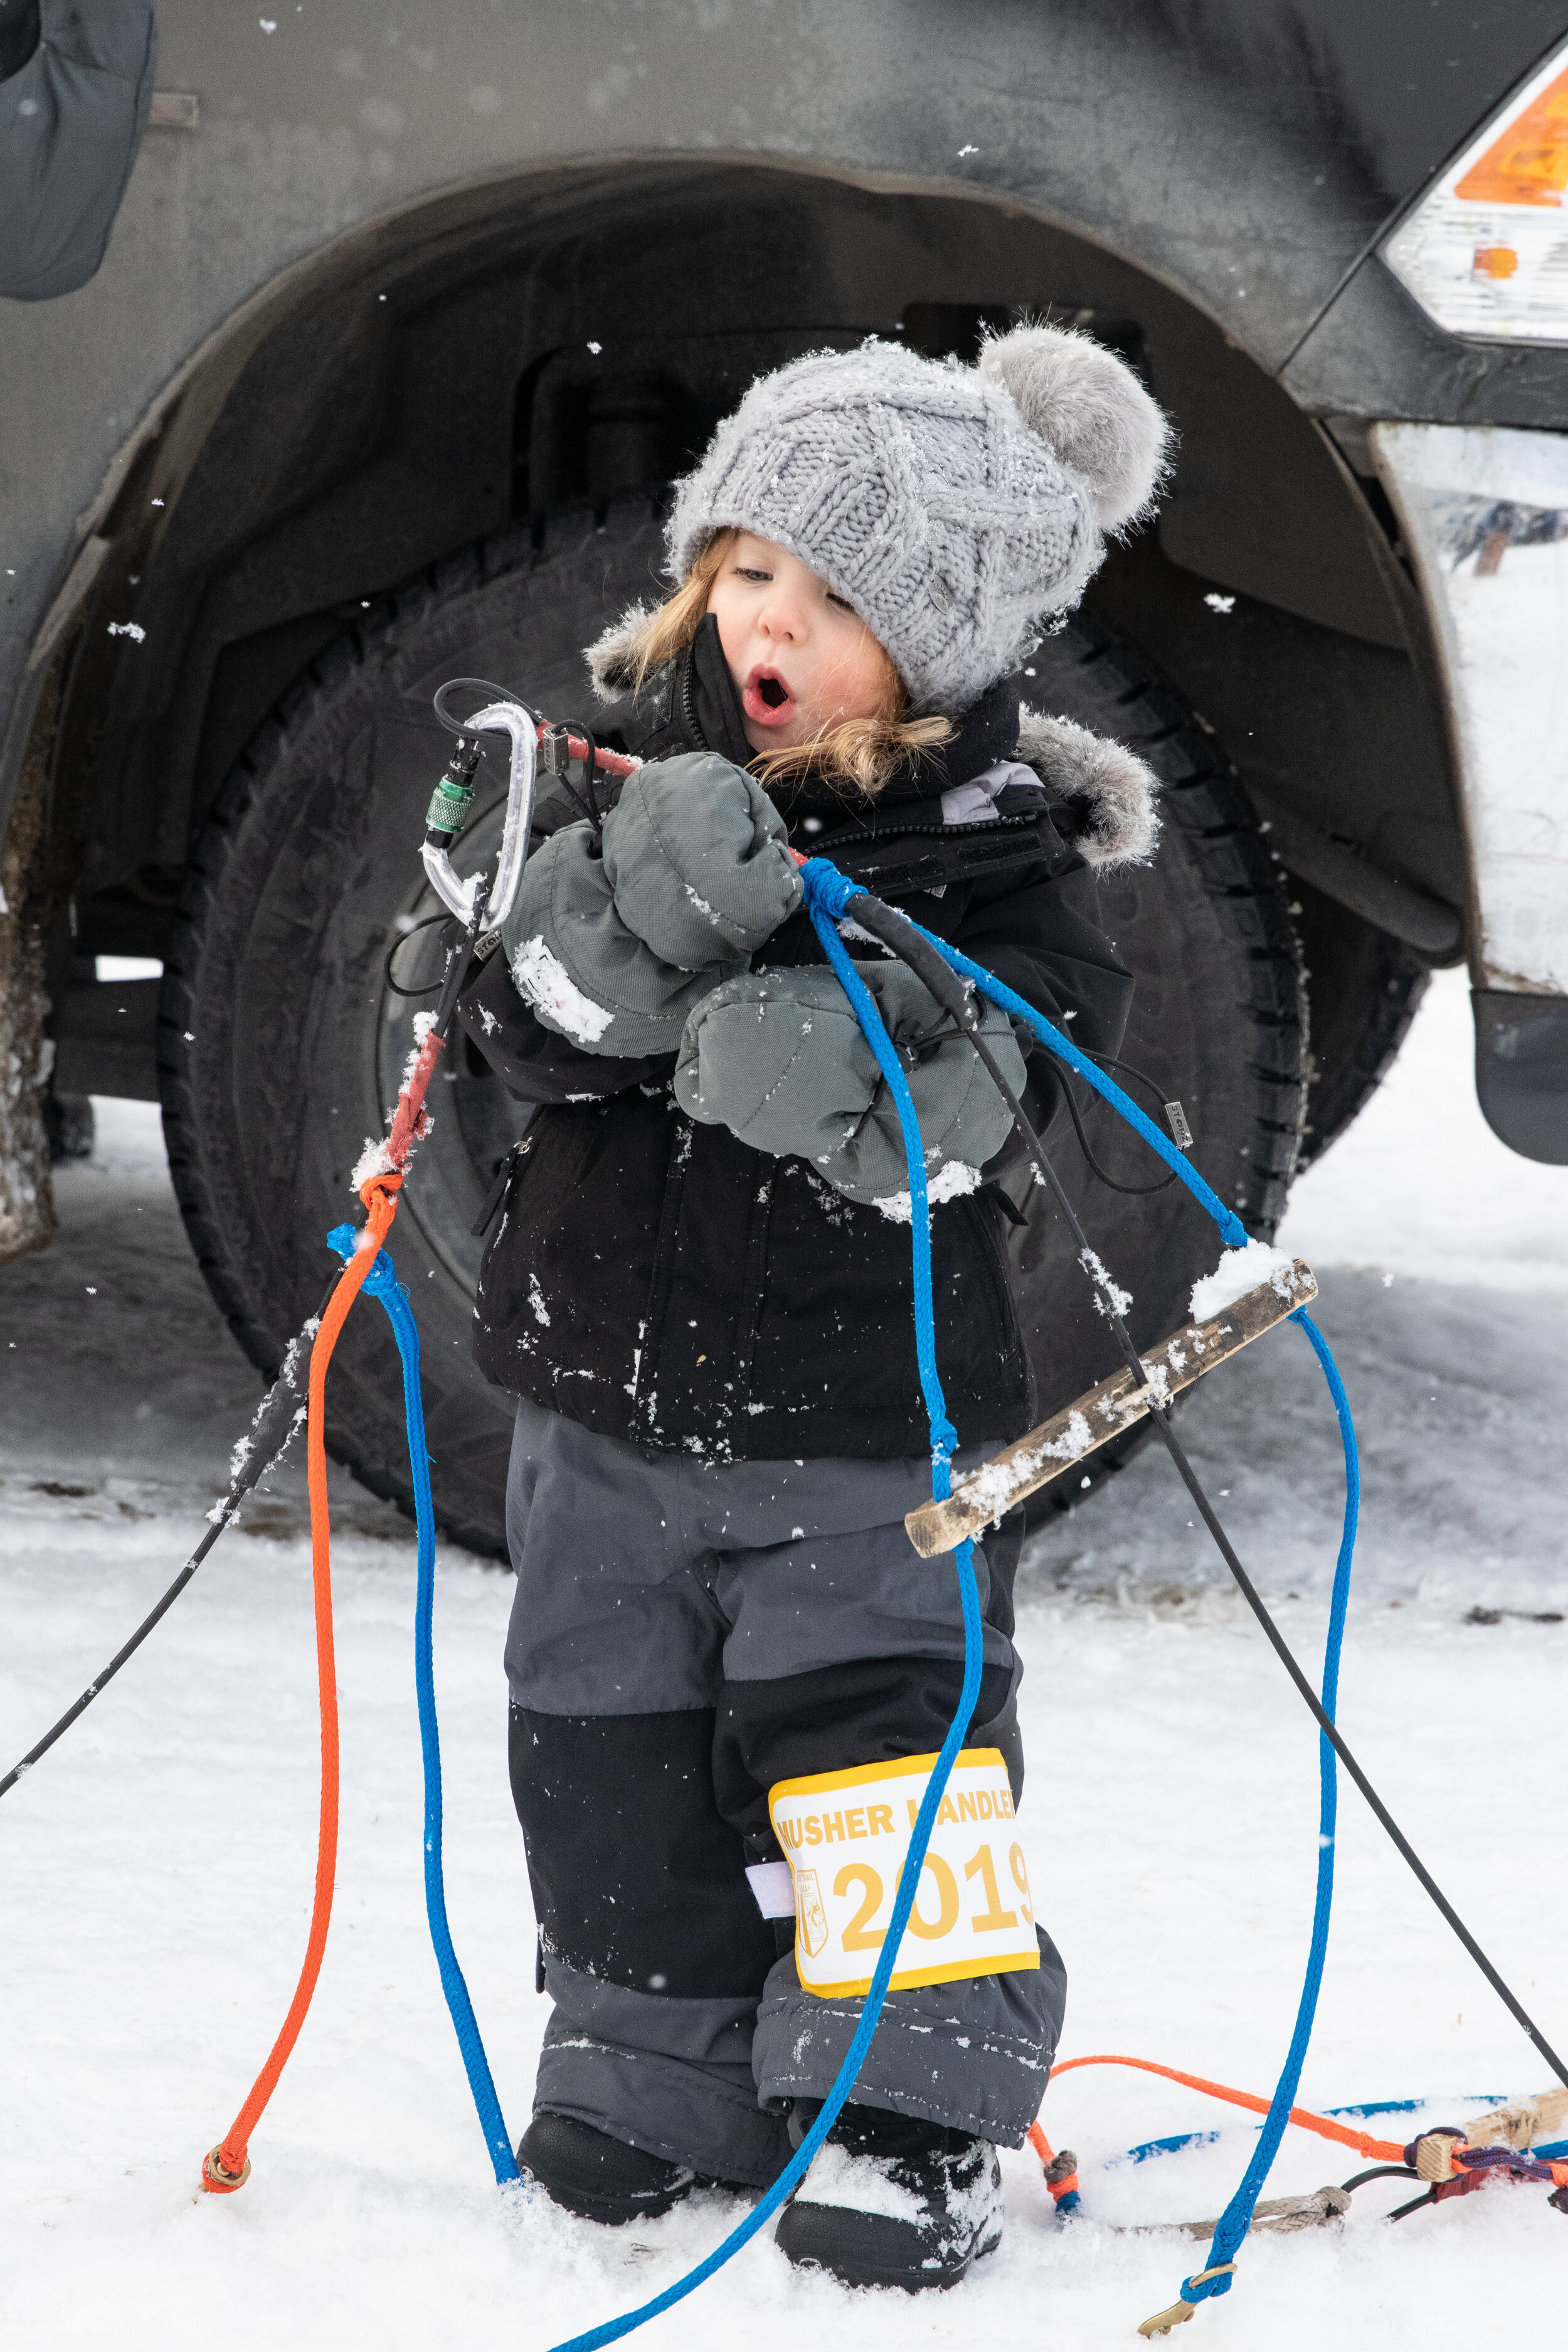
834 1842 1034 1950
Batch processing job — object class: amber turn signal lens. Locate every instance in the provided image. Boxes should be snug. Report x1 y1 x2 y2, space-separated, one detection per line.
1456 65 1568 209
1384 44 1568 341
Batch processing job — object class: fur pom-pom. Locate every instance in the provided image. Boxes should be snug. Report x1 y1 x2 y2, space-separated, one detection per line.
1016 707 1160 867
979 325 1170 534
584 603 653 702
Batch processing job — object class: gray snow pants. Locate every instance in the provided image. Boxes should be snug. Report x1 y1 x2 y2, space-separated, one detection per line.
504 1398 1066 2185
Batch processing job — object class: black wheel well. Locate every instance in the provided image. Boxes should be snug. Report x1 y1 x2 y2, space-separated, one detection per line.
26 156 1453 975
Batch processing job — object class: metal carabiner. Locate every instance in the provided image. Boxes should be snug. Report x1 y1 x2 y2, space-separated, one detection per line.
420 698 539 930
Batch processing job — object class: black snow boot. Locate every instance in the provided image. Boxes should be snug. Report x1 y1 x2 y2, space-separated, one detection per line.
775 2099 1004 2291
517 2111 703 2225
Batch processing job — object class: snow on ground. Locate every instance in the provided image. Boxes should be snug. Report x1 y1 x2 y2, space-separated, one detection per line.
1278 964 1568 1295
3 970 1566 2350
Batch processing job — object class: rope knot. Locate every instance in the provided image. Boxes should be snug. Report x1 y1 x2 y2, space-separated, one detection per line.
798 856 865 921
326 1223 405 1305
1137 2265 1237 2338
359 1168 405 1214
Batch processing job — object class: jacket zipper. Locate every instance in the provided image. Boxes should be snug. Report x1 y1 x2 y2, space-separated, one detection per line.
472 1134 530 1238
681 650 706 751
808 809 1036 856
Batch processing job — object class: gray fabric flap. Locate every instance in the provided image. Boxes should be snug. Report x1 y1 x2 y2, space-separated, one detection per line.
0 0 156 301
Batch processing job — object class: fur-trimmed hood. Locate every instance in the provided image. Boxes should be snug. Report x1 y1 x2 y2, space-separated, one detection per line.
1015 706 1160 869
585 606 650 702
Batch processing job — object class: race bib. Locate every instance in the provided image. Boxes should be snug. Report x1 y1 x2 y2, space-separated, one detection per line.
768 1747 1039 1999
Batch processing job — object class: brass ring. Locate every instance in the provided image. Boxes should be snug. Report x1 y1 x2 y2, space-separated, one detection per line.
203 2144 252 2191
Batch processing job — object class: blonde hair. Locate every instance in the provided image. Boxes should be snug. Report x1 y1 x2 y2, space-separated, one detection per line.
623 529 951 797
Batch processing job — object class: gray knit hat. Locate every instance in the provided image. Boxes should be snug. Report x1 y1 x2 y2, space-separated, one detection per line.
652 326 1170 716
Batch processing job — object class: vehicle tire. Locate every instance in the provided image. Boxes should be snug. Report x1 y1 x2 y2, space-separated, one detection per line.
158 506 675 1558
159 501 1307 1555
1288 877 1429 1170
1009 610 1307 1522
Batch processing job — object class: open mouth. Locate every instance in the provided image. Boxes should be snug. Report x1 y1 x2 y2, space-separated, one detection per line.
743 665 796 727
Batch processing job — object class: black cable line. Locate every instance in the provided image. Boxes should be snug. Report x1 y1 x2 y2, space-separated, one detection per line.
432 677 531 737
548 771 601 830
0 1512 234 1799
844 886 1568 2095
1082 1046 1175 1107
576 723 603 827
430 883 487 1041
1059 1070 1177 1195
1061 1044 1182 1192
383 912 460 999
0 1278 342 1799
901 1007 1169 1195
1340 2166 1421 2195
3 881 495 1803
963 1013 1568 2095
1 689 522 1804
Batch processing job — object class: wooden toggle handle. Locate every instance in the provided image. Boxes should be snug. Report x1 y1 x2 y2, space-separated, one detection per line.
904 1259 1318 1559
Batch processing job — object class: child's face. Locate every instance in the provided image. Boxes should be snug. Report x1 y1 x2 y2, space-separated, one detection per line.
706 531 895 754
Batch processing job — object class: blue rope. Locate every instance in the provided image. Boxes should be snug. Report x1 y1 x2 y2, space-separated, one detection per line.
1172 1305 1356 2306
1126 2131 1224 2165
327 1226 519 2187
541 865 987 2352
1124 2097 1505 2167
790 866 1368 2312
881 903 1249 1249
344 854 1366 2330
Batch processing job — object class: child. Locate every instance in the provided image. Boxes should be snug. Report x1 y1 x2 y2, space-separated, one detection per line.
459 326 1168 2290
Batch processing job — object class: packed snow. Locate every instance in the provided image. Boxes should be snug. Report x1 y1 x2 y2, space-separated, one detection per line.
870 1158 983 1221
1188 1236 1300 1322
511 935 615 1046
792 2143 926 2223
3 969 1566 2349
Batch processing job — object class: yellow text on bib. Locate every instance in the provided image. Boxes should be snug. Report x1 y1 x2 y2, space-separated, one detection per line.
768 1748 1039 2000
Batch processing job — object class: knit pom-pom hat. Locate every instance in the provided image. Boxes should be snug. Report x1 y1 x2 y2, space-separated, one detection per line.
654 324 1170 716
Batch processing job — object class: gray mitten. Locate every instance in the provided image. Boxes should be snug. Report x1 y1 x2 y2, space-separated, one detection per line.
673 961 1027 1209
602 753 802 963
501 824 736 1057
500 753 802 1058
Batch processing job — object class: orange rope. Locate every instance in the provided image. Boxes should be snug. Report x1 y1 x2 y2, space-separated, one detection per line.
1034 2058 1568 2203
201 1174 401 2193
1028 2121 1081 2204
1042 2055 1407 2165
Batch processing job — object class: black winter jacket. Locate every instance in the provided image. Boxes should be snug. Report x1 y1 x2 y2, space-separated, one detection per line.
458 620 1134 1462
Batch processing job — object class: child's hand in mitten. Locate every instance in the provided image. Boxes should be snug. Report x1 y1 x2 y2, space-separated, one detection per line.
500 753 801 1058
601 753 802 964
672 962 1026 1206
